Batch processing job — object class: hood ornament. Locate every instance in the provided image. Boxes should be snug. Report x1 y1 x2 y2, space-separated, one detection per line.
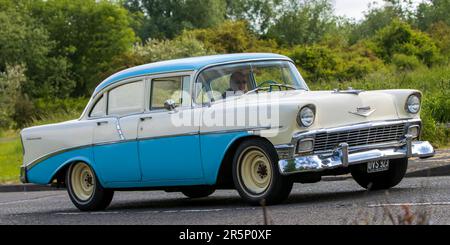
349 106 376 117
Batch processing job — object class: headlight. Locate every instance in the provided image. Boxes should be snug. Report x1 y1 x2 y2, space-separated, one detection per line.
406 94 421 114
298 105 315 127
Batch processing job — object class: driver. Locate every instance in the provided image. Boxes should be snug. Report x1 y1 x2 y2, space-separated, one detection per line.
223 71 249 98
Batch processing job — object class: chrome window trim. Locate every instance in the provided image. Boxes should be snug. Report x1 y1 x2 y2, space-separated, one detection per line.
82 71 196 119
148 74 193 111
83 77 148 120
192 58 305 108
106 80 147 117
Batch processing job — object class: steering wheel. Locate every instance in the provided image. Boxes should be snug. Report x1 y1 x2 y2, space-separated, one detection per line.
257 80 278 88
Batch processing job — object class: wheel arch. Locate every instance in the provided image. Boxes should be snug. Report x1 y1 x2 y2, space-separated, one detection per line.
215 135 275 188
50 157 100 186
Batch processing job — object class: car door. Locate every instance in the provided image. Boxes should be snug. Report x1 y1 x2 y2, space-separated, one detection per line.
137 74 203 182
91 80 145 183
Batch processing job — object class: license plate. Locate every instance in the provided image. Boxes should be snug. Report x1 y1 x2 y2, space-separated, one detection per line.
367 160 390 173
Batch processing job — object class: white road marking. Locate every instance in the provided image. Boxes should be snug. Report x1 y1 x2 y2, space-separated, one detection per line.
369 202 450 207
0 194 65 206
55 211 121 215
54 207 255 215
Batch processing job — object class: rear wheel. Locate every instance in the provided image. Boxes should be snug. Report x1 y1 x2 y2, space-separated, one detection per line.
181 186 215 198
66 162 114 211
350 158 408 190
232 138 293 205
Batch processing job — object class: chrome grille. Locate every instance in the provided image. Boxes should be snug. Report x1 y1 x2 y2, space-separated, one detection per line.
313 123 407 152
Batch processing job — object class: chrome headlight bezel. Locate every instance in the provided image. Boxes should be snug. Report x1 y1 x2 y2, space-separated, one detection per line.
297 105 316 128
405 94 421 114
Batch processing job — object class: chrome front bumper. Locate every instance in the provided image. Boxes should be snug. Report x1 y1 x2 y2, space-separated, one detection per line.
277 130 435 175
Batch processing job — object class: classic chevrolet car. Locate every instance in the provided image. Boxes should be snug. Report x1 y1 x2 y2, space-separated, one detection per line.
20 53 435 211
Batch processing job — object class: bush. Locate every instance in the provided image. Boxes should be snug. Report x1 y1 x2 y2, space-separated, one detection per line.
287 43 386 82
183 21 279 54
369 20 442 67
33 97 89 120
287 44 340 82
392 53 422 71
427 21 450 62
134 34 215 63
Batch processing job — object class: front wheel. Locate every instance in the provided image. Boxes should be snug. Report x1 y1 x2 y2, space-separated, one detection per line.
66 162 114 211
350 158 408 190
232 138 293 205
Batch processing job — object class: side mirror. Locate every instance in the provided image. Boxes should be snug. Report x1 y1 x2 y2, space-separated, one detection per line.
164 99 177 111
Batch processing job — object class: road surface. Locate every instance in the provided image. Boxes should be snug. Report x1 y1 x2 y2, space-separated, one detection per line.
1 175 449 225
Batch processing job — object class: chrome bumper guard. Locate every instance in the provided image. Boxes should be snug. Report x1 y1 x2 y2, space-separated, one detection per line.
278 137 435 175
20 166 28 183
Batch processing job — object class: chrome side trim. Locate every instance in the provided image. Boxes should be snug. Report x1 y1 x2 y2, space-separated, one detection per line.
199 126 274 135
24 126 273 171
278 140 435 175
115 120 125 140
25 144 92 171
26 137 42 141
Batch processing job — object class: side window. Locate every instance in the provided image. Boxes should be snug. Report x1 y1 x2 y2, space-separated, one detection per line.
150 76 190 110
90 95 106 118
108 81 145 116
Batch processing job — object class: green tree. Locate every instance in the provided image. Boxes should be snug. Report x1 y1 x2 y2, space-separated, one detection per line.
29 0 137 95
226 0 282 34
0 65 26 129
123 0 227 40
428 22 450 61
348 0 410 44
266 0 336 46
0 5 74 99
416 0 450 31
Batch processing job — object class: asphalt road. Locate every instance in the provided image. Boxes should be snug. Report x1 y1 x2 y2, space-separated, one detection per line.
1 174 450 225
1 150 449 225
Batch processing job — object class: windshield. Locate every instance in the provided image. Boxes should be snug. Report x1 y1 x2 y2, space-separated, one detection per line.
195 60 308 103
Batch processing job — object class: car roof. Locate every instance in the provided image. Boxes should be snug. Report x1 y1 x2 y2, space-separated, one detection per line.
93 53 291 95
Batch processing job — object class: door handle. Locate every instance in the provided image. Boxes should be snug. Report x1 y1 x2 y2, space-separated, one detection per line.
140 116 153 122
97 121 109 126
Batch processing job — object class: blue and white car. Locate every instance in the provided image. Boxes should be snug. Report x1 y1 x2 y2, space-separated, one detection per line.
20 53 435 211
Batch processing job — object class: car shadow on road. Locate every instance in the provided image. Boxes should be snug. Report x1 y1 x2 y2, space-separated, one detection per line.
105 187 411 212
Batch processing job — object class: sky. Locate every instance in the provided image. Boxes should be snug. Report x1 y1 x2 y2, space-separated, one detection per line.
333 0 424 21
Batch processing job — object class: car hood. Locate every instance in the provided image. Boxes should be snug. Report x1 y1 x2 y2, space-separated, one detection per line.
229 89 410 130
